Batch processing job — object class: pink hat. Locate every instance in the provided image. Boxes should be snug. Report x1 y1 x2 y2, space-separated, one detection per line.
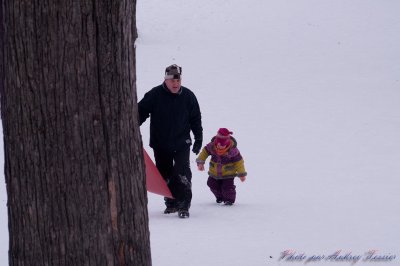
214 128 233 147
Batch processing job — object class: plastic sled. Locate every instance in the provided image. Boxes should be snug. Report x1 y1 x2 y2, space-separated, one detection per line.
143 148 174 199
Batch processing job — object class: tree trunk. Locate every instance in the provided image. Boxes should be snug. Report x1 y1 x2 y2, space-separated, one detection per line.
0 1 151 265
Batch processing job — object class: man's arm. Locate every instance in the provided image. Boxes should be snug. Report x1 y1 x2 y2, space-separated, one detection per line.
138 90 154 126
190 95 203 154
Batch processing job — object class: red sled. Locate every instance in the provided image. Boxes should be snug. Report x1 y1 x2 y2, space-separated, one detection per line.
143 148 174 199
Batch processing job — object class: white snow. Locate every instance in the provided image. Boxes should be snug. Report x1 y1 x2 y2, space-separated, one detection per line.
1 0 400 265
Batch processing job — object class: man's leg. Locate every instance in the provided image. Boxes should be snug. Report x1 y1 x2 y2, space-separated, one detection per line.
172 148 192 217
153 149 177 212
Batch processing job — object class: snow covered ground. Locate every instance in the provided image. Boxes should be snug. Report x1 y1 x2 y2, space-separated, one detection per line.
136 1 400 266
1 0 400 265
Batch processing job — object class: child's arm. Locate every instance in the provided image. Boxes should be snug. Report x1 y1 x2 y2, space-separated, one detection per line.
235 158 247 182
196 147 209 171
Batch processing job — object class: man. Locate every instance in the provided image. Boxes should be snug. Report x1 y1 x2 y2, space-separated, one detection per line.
138 64 203 218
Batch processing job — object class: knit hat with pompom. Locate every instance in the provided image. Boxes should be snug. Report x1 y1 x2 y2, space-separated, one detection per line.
214 128 233 147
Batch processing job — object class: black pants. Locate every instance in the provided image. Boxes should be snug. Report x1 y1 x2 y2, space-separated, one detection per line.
153 148 192 210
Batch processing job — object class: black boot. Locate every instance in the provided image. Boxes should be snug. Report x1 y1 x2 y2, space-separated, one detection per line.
164 207 177 214
178 209 190 218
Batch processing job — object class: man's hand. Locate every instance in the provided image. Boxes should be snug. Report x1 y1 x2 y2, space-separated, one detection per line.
192 141 202 155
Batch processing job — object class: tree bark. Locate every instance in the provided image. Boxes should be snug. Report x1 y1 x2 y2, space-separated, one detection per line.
0 1 151 265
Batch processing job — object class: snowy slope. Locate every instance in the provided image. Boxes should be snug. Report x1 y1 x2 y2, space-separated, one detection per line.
1 0 400 265
136 1 400 266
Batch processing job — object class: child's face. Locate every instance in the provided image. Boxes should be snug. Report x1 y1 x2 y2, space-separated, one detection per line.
216 142 227 149
215 137 230 149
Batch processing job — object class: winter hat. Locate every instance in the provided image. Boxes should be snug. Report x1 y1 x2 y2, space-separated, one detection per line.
214 128 233 147
165 64 182 80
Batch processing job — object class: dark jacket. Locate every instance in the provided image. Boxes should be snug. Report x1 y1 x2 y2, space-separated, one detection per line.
138 83 203 152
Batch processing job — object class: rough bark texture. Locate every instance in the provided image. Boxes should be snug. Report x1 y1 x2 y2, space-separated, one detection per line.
0 1 151 265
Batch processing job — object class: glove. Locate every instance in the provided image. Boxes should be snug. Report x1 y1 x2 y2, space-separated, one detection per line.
192 140 202 155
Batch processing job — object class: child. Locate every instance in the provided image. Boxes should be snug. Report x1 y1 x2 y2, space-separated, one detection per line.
196 128 247 205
